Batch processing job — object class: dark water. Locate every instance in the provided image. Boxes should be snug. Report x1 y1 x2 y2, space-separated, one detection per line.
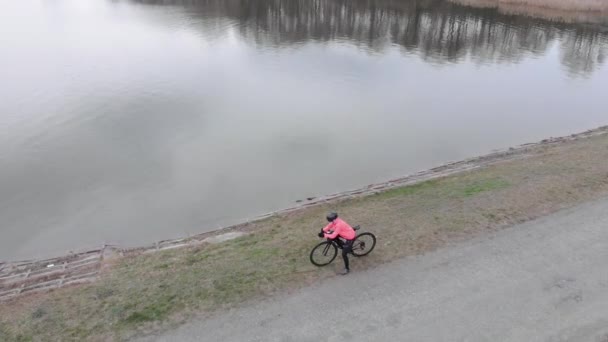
1 0 607 260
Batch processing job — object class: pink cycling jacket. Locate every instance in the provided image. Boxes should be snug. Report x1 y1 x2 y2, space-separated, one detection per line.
323 218 356 240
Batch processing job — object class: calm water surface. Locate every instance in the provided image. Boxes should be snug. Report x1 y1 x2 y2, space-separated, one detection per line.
1 0 607 260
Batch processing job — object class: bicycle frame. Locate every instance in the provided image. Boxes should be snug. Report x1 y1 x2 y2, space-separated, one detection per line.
327 237 346 249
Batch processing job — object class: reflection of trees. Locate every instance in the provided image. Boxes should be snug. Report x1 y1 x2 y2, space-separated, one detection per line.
560 31 607 76
134 0 608 75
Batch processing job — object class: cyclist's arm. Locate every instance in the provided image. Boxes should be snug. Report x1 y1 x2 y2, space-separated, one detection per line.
324 225 341 239
322 223 333 233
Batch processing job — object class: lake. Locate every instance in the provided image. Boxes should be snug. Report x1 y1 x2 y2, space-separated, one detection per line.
1 0 607 260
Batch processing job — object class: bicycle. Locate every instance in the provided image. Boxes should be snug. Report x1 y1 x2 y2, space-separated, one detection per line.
309 225 376 266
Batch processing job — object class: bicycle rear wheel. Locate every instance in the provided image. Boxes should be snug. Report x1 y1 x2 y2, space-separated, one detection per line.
352 232 376 257
310 241 338 266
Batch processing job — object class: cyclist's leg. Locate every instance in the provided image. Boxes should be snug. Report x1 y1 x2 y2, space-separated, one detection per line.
342 239 354 270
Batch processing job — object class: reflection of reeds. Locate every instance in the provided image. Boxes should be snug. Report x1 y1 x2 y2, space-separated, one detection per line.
451 0 499 8
507 0 608 11
451 0 608 23
451 0 608 12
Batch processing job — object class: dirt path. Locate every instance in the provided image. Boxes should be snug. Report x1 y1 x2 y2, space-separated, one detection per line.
143 197 608 342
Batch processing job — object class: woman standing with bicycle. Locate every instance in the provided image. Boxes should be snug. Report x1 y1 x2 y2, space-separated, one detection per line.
310 213 376 270
318 212 356 275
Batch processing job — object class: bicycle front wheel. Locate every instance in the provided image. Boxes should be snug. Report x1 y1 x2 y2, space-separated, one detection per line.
310 241 338 266
352 232 376 257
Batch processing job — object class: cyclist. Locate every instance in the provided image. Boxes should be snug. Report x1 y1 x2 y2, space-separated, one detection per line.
318 212 356 275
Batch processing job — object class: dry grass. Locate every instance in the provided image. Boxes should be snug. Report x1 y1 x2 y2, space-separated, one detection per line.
2 132 608 341
504 0 608 11
451 0 608 15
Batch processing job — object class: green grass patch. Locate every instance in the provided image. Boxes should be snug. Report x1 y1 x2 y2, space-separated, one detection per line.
377 177 510 200
378 179 441 198
461 178 510 197
124 294 176 325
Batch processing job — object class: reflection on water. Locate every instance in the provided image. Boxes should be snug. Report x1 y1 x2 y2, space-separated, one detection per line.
1 0 607 260
135 0 608 76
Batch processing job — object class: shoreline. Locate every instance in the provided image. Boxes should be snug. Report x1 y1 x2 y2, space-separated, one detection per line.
451 0 608 12
5 126 607 263
1 125 607 301
449 0 608 24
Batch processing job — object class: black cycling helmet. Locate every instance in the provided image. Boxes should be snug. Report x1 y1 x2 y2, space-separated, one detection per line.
326 212 338 222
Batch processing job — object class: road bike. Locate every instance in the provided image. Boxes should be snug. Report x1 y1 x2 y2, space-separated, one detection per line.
309 225 376 266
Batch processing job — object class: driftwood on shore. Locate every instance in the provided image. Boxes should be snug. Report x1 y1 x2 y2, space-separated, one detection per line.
0 249 105 301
